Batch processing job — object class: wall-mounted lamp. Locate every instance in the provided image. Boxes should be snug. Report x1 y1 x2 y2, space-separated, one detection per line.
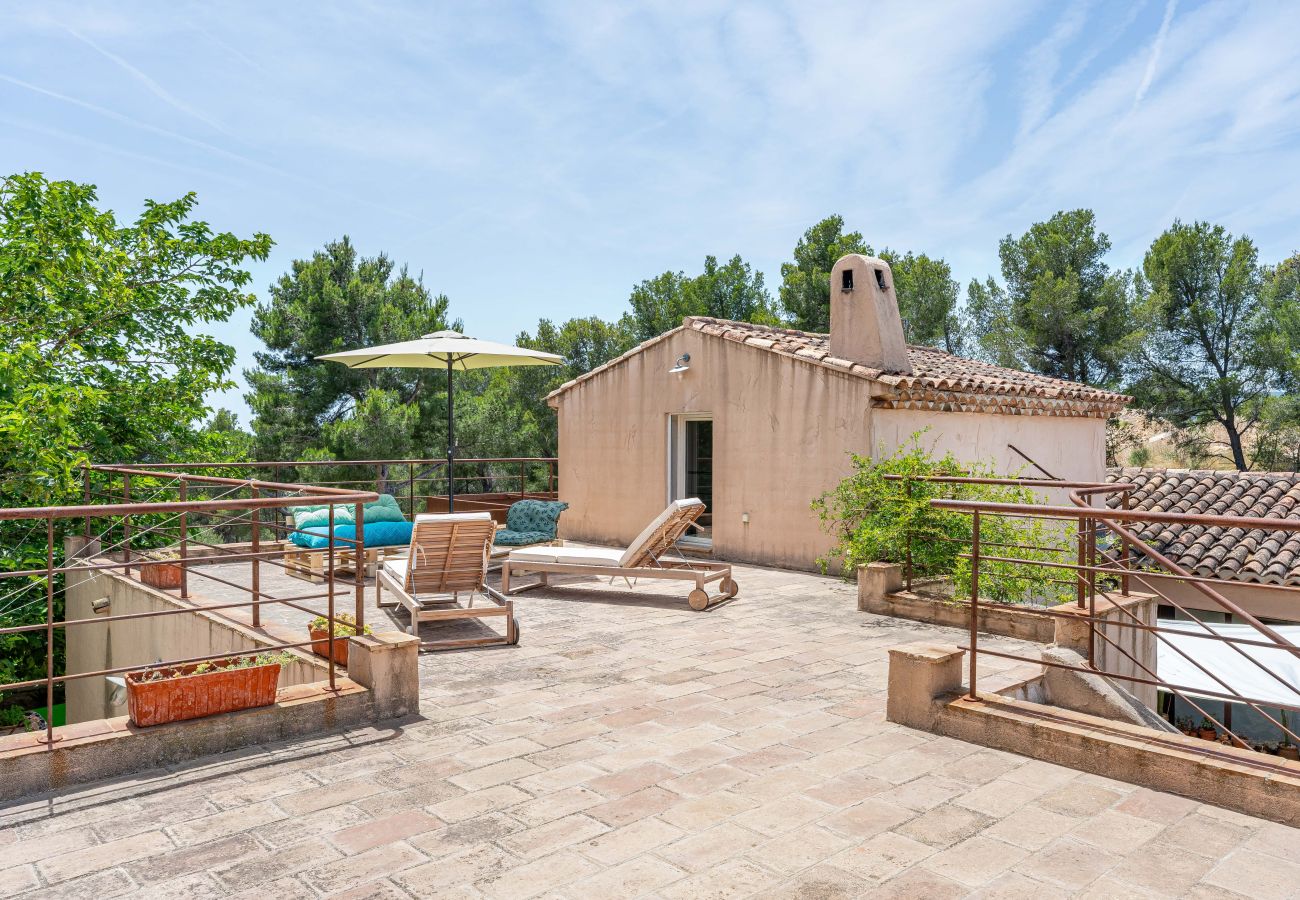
92 596 111 615
106 675 127 707
669 353 691 375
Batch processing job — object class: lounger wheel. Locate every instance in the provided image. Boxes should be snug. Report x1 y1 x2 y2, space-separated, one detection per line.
687 589 710 611
721 577 739 598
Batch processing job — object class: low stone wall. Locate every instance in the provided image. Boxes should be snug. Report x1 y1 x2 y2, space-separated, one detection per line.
858 563 1056 643
886 642 1300 827
0 632 420 802
64 544 330 723
859 563 1159 709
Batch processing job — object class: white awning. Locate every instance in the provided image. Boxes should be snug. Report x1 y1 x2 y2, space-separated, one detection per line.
1157 619 1300 707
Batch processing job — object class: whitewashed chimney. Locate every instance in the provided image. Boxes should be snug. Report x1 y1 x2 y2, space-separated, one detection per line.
828 254 912 374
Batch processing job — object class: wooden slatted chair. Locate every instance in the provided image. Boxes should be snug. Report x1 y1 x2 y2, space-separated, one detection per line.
377 512 519 650
501 498 737 611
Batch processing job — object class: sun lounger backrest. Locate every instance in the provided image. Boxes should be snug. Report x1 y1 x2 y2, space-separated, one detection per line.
405 512 496 594
619 499 705 568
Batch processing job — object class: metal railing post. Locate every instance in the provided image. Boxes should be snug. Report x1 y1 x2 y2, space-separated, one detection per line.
178 479 189 599
1121 489 1132 596
409 462 416 518
904 478 914 592
1076 511 1087 608
250 486 261 628
354 500 365 632
968 509 980 701
44 516 54 747
327 505 336 691
82 464 91 542
1087 511 1097 668
122 473 132 576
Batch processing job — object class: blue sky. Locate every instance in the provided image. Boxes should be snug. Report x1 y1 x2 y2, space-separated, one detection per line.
5 1 1300 422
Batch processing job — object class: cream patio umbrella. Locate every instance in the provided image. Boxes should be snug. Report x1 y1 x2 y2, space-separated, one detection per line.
318 330 562 510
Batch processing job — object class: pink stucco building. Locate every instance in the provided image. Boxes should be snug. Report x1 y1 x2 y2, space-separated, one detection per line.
549 254 1130 570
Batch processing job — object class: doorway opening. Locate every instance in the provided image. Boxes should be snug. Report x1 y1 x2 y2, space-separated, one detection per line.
669 414 713 548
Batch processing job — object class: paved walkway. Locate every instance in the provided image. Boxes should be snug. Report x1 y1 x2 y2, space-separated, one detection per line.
3 562 1298 898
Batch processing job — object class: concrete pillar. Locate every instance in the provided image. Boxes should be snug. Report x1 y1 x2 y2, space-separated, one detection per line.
886 642 965 730
858 562 903 612
347 632 421 720
1053 592 1158 709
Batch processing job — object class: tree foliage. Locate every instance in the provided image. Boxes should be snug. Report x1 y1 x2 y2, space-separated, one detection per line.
0 172 270 503
880 249 964 353
625 254 776 341
0 171 268 718
245 237 456 464
977 209 1132 386
1130 222 1295 470
811 433 1071 605
778 215 871 331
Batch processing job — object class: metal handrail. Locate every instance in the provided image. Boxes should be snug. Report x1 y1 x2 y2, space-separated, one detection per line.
926 481 1300 763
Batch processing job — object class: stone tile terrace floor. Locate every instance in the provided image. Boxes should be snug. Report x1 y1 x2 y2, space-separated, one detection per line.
3 560 1299 898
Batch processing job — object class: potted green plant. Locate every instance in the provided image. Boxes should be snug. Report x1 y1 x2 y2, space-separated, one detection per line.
1197 717 1218 741
1280 711 1299 761
126 652 289 727
308 613 373 667
139 548 183 590
1175 716 1195 736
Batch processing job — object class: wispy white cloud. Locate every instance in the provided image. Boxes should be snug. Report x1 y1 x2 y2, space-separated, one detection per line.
64 27 228 134
3 0 1299 421
1134 0 1178 109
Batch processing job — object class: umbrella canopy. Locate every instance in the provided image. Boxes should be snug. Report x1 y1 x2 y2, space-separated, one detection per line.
318 330 562 371
318 330 562 510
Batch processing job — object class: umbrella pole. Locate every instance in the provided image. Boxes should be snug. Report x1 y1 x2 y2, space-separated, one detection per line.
446 358 455 512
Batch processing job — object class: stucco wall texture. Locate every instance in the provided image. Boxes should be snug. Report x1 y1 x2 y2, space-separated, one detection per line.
553 328 1108 572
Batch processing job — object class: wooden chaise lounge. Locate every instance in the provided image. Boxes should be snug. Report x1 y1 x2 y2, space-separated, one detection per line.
376 512 519 651
500 498 737 611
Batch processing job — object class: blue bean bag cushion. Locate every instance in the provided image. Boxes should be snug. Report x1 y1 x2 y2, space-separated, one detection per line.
289 520 413 550
290 494 407 530
494 499 568 546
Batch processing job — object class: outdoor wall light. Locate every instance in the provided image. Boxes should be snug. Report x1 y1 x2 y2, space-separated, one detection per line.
106 676 127 707
669 354 691 375
92 596 111 615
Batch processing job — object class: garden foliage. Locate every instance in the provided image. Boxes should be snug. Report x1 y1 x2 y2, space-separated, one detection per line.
813 433 1074 606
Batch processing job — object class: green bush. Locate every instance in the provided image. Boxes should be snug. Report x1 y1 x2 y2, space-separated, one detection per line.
812 433 1074 606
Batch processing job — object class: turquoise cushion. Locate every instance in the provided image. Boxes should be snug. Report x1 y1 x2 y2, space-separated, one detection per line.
291 503 354 530
501 500 567 542
495 529 554 547
361 494 407 524
289 520 413 550
291 494 407 529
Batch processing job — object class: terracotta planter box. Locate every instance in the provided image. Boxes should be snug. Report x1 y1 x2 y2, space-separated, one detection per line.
309 628 351 667
139 559 183 590
126 657 281 727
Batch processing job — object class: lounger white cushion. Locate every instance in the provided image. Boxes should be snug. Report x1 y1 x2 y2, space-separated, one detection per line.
508 546 623 567
383 557 410 583
618 498 704 567
413 512 494 525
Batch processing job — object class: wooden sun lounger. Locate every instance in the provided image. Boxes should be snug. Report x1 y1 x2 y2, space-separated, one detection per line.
376 512 519 651
500 499 737 611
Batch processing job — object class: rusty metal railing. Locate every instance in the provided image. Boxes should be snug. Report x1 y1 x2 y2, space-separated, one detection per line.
0 465 378 749
930 488 1300 768
105 457 559 519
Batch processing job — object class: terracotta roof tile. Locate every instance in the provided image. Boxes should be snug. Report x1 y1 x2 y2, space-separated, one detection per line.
1108 467 1300 586
548 317 1131 418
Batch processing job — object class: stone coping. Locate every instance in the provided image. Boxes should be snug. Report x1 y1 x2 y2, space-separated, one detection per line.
0 631 419 802
886 641 1300 828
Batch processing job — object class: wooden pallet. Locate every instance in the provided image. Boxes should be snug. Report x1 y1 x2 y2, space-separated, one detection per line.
284 545 405 583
